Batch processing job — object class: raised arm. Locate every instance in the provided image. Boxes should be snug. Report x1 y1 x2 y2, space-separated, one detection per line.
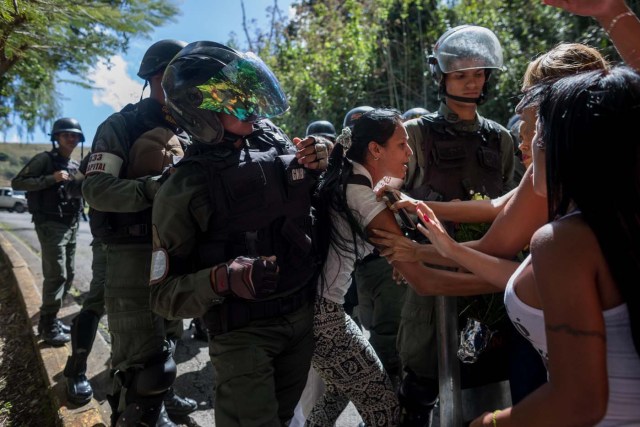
543 0 640 70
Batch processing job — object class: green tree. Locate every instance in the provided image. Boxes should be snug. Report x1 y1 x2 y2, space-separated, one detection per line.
0 0 179 138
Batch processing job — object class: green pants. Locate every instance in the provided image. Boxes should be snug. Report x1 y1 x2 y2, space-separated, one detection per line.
354 256 406 377
104 243 167 373
80 240 107 317
210 302 314 427
396 288 438 381
35 219 78 315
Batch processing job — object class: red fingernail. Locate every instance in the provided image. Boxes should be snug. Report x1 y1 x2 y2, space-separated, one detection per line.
422 213 431 223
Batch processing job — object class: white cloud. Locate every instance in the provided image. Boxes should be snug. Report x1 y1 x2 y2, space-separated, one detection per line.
89 55 143 111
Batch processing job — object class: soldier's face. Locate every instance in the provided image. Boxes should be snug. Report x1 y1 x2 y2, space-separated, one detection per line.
445 69 485 102
56 132 81 151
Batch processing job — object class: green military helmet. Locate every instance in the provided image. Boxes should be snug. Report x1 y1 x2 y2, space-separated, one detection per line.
343 106 374 129
50 117 85 143
305 120 336 141
427 25 504 104
162 40 289 144
402 107 430 121
137 39 188 80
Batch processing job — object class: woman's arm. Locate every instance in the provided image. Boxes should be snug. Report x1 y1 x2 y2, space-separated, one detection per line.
366 208 499 296
416 203 520 290
543 0 640 71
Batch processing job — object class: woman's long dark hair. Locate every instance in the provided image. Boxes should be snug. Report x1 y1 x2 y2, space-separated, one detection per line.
313 108 402 292
537 66 640 356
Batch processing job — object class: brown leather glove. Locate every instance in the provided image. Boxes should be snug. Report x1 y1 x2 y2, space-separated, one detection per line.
211 256 279 300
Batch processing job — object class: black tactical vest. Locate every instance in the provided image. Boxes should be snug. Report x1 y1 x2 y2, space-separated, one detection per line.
27 150 82 224
181 127 318 298
418 113 504 201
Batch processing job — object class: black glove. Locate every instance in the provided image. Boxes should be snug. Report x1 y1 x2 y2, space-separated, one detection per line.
211 256 279 300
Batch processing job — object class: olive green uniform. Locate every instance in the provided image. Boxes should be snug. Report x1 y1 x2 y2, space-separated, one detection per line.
12 149 82 316
399 103 514 411
82 98 188 422
150 125 317 427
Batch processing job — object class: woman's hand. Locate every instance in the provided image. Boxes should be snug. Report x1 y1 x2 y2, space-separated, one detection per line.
415 202 457 259
369 229 420 263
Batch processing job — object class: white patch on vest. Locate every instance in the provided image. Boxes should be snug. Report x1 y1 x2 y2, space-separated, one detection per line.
149 248 168 285
85 152 123 176
290 167 305 182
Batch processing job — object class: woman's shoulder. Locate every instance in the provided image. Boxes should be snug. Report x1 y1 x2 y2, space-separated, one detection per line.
531 213 598 263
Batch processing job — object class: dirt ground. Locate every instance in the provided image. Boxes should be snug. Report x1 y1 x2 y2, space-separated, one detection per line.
0 275 58 427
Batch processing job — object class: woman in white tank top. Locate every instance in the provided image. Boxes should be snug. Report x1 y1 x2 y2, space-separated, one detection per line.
416 66 640 427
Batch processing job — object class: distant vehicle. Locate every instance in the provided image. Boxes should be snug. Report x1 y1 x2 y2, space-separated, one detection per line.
0 187 27 213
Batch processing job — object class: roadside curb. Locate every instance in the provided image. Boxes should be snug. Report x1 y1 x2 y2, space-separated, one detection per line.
0 232 108 427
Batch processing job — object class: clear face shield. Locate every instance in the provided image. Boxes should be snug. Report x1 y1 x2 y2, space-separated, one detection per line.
195 52 289 122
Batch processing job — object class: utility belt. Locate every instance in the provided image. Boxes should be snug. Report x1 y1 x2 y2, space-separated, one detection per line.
33 211 79 227
100 223 151 244
203 285 315 337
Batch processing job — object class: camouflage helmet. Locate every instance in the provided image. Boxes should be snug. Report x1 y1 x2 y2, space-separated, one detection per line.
305 120 336 141
50 117 84 142
343 106 374 129
137 39 188 80
162 41 289 144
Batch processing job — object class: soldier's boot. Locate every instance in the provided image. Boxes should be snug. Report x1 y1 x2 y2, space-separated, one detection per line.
112 350 177 427
189 317 208 341
398 370 438 427
63 310 100 404
39 313 70 347
156 404 177 427
163 387 197 417
56 318 71 333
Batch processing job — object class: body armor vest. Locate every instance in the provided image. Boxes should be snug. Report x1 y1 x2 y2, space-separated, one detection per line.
92 100 186 243
182 125 319 335
27 150 82 223
418 113 504 201
181 128 318 297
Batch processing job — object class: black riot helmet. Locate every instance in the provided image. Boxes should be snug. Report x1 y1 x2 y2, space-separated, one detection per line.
50 117 85 143
427 25 504 105
137 39 188 80
305 120 336 141
162 41 289 144
343 106 374 129
402 107 430 121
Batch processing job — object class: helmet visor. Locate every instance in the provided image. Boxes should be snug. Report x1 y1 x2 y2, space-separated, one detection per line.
196 52 289 121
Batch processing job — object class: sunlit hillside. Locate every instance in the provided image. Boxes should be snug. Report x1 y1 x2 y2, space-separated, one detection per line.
0 142 86 187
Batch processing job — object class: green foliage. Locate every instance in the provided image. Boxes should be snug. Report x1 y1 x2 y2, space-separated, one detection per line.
0 0 180 138
250 0 637 135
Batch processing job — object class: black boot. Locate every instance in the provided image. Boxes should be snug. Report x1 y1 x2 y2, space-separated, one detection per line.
56 318 71 333
64 311 100 404
163 387 197 417
156 404 177 427
189 317 208 341
39 313 70 346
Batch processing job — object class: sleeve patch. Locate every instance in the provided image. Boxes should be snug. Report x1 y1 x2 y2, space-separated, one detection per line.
85 152 123 176
149 248 169 285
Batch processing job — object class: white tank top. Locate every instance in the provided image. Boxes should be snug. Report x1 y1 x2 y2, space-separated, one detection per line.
504 255 640 426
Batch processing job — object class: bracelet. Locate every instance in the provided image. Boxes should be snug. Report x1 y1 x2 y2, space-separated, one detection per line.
606 10 635 34
492 409 501 427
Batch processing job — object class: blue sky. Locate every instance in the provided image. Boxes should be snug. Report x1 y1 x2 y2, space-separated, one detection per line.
3 0 294 146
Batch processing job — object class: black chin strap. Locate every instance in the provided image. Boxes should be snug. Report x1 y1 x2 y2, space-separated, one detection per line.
445 91 482 104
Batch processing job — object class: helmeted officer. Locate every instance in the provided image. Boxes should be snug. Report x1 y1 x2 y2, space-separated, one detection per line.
12 118 84 347
305 120 337 142
149 40 328 426
401 107 430 122
82 39 196 427
399 25 515 426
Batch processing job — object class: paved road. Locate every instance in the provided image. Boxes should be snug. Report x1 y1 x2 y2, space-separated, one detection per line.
0 211 363 426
